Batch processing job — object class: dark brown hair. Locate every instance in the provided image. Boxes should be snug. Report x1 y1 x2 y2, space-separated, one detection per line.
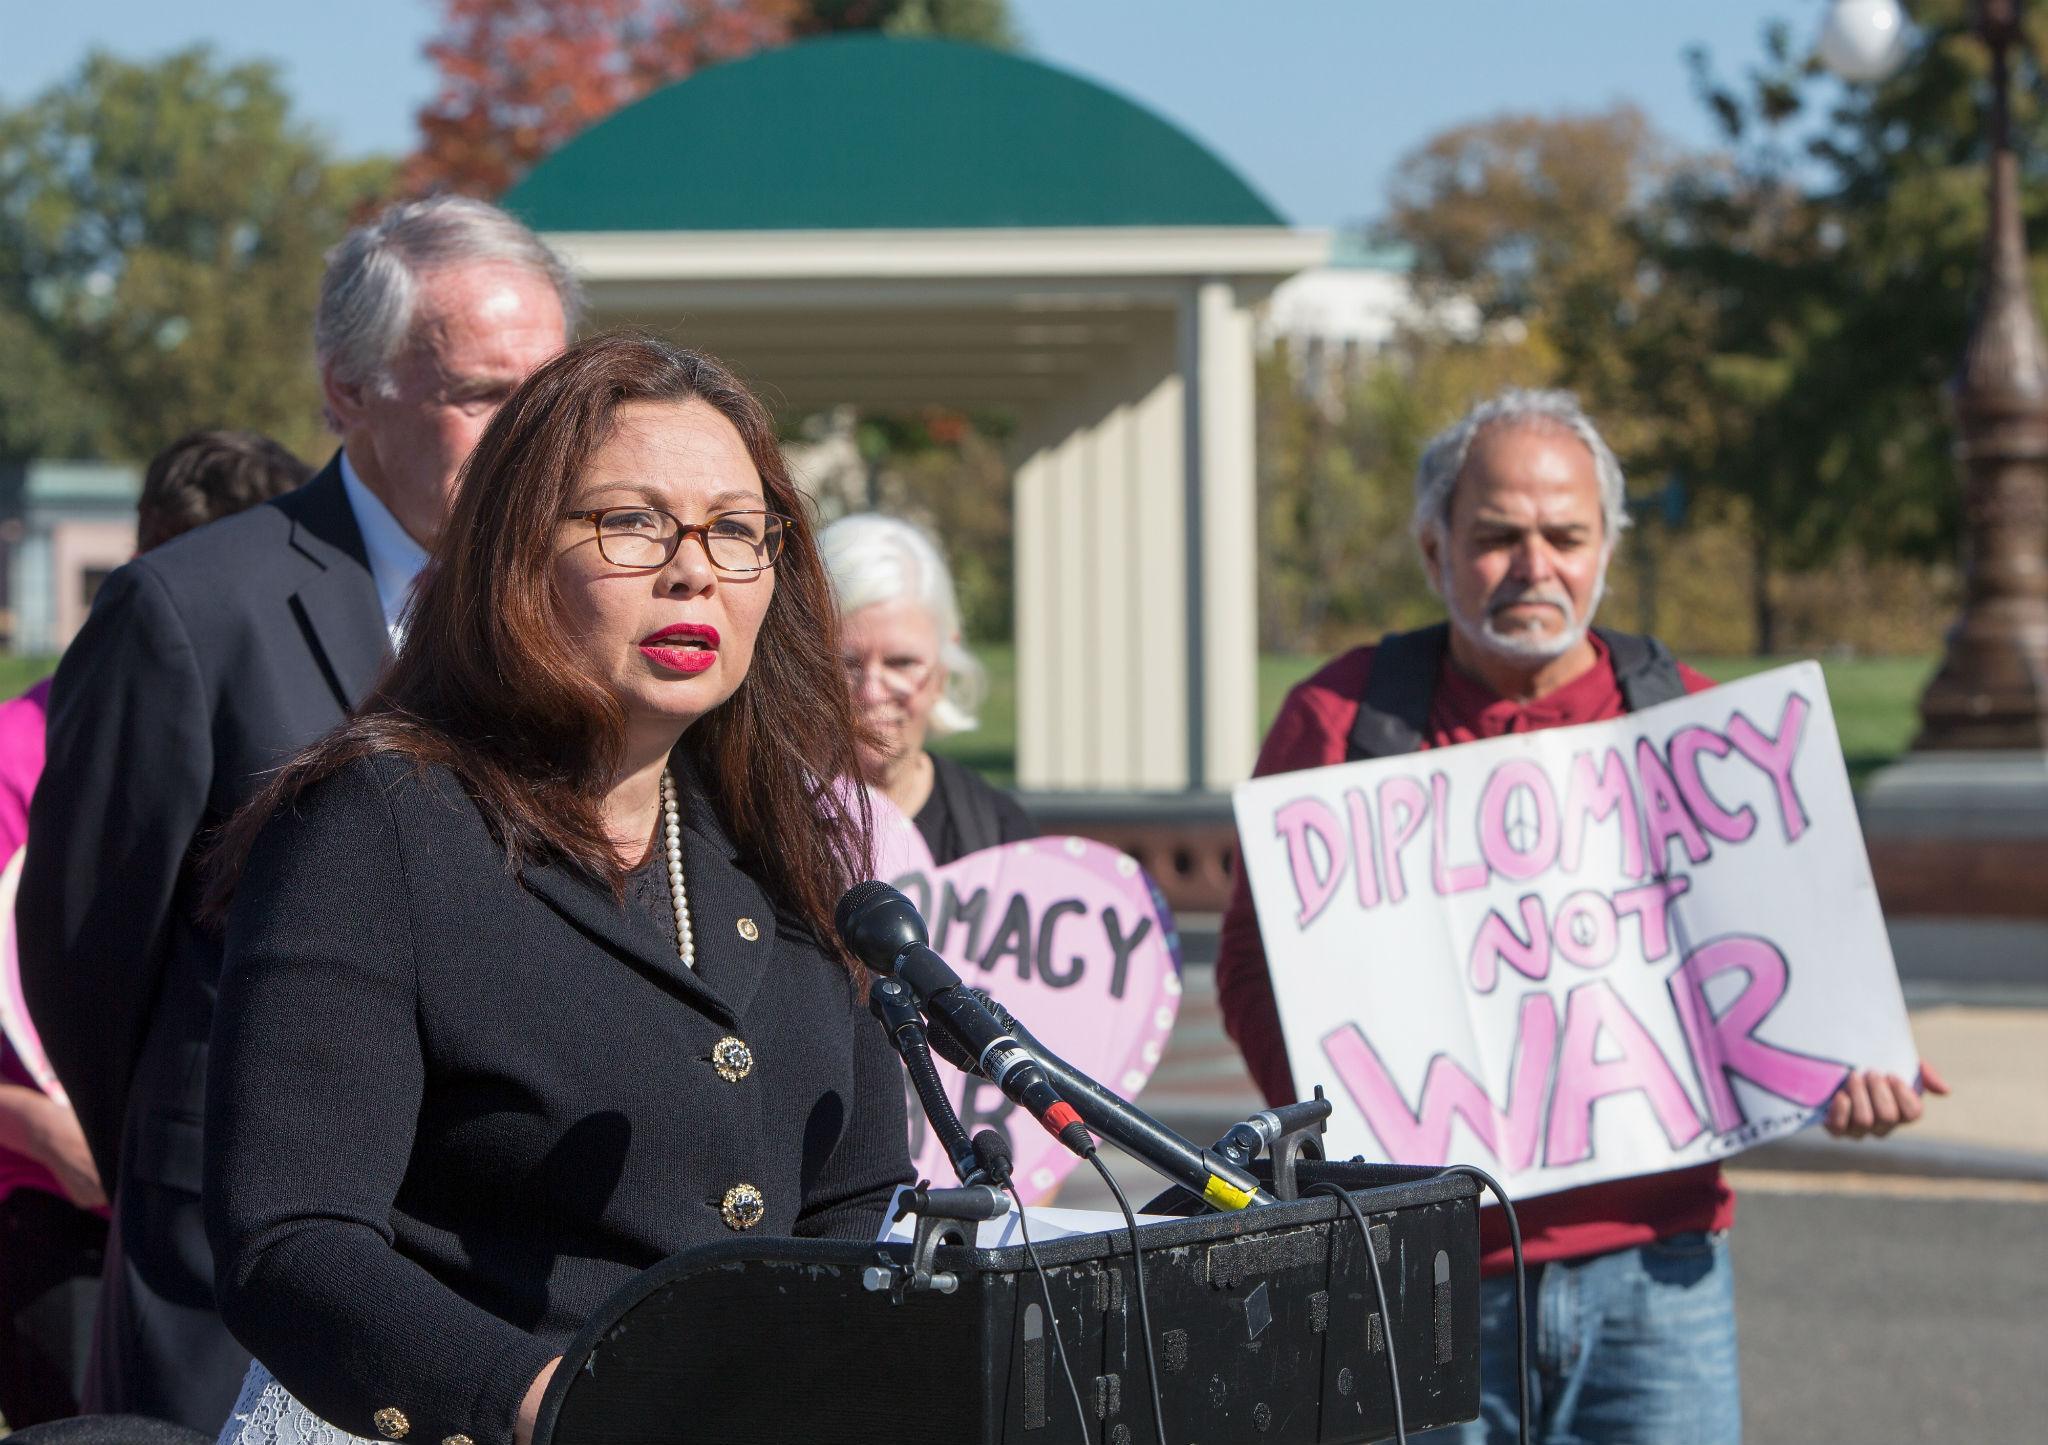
138 431 312 552
209 332 872 962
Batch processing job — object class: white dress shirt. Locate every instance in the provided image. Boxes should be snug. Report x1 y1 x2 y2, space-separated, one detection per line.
338 452 430 649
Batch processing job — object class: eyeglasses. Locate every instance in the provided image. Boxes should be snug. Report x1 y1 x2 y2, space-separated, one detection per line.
560 506 789 574
842 653 938 698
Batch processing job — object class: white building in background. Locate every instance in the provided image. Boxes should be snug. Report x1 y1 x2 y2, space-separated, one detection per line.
0 460 139 655
1259 236 1482 399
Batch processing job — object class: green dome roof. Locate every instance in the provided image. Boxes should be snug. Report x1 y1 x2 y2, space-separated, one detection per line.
503 36 1285 232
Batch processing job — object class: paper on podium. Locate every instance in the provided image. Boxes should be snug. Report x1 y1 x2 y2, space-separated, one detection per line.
877 1185 1174 1248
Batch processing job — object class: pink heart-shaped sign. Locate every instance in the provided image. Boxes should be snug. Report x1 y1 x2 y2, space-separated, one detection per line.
868 796 1183 1202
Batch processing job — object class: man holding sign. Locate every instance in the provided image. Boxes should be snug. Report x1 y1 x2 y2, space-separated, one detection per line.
1216 388 1944 1444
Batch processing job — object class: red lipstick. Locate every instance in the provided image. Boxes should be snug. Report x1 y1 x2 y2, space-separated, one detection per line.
638 622 720 676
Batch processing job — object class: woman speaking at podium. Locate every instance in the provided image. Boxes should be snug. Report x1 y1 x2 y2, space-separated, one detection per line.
202 334 912 1445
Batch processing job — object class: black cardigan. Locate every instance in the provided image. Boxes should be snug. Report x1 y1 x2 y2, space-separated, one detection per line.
912 753 1037 866
204 755 911 1445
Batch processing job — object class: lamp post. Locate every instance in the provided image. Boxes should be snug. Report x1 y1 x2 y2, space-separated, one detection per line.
1821 0 2048 749
1831 0 2048 969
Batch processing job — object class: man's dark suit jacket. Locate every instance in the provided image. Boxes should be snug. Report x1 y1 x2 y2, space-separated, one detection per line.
17 457 387 1428
205 754 912 1445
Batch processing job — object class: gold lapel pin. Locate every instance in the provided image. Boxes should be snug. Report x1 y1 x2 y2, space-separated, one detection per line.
737 917 760 942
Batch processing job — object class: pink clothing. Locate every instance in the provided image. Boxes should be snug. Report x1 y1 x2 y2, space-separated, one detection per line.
0 677 67 1203
0 678 49 855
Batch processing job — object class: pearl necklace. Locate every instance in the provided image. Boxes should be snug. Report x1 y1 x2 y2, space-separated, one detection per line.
658 768 695 970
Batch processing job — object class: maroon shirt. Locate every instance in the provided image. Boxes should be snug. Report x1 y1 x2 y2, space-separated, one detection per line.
1216 635 1735 1274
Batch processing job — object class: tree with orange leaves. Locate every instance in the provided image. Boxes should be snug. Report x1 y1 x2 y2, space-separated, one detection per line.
406 0 798 198
406 0 1016 198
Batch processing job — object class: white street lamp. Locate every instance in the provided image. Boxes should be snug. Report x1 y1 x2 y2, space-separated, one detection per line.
1816 0 1914 82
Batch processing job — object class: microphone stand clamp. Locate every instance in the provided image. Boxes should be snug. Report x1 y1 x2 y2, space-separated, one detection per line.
863 1181 1010 1303
1213 1086 1332 1202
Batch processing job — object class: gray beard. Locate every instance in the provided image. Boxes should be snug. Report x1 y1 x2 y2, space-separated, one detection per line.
1447 573 1607 666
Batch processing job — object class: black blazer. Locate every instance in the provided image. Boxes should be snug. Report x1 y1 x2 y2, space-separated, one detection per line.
204 754 912 1445
18 456 387 1192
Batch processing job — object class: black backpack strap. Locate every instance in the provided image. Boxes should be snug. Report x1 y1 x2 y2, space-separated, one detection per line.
1594 626 1686 711
1346 623 1451 760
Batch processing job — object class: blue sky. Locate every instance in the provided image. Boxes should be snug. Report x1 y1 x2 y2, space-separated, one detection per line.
1 0 1834 227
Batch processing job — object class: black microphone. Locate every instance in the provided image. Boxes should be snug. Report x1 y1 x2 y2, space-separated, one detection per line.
837 883 1095 1160
836 880 969 1000
927 987 1273 1212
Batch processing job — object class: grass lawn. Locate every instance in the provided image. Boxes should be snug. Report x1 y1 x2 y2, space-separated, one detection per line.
935 645 1937 791
0 656 56 698
1686 654 1937 787
928 644 1021 786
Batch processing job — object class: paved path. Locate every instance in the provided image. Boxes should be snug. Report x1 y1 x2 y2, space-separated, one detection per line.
1729 1177 2048 1443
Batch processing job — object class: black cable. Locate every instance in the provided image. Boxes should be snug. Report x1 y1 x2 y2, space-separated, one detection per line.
1434 1164 1531 1445
1308 1182 1405 1445
1089 1151 1168 1445
999 1174 1093 1440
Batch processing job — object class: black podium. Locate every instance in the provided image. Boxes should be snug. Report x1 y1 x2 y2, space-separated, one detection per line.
534 1161 1481 1445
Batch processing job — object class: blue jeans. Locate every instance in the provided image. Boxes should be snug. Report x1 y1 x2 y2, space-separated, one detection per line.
1419 1230 1740 1445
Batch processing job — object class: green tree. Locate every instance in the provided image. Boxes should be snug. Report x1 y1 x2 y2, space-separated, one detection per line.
1263 113 1666 654
1374 19 2048 655
1386 106 1671 445
798 0 1017 47
1257 324 1563 653
1646 2 2048 648
0 308 108 459
0 49 392 463
853 408 1015 642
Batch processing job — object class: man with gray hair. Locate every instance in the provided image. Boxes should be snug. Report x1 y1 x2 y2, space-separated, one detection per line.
1215 387 1938 1443
18 195 574 1429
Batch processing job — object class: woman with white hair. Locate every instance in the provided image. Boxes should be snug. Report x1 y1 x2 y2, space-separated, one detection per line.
819 514 1035 864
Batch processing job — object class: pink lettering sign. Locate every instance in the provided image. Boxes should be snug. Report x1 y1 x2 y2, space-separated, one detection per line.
870 795 1182 1204
1232 663 1921 1201
1668 935 1847 1133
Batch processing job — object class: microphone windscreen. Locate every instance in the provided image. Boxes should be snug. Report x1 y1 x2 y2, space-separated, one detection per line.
834 880 929 972
971 1129 1014 1186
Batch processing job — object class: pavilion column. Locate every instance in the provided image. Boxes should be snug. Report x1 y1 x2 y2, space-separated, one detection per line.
1080 395 1139 785
1014 319 1192 790
1180 278 1260 790
1127 349 1193 785
1014 284 1261 793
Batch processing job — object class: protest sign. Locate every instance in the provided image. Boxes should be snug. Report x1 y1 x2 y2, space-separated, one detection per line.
872 799 1182 1201
1232 663 1918 1200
